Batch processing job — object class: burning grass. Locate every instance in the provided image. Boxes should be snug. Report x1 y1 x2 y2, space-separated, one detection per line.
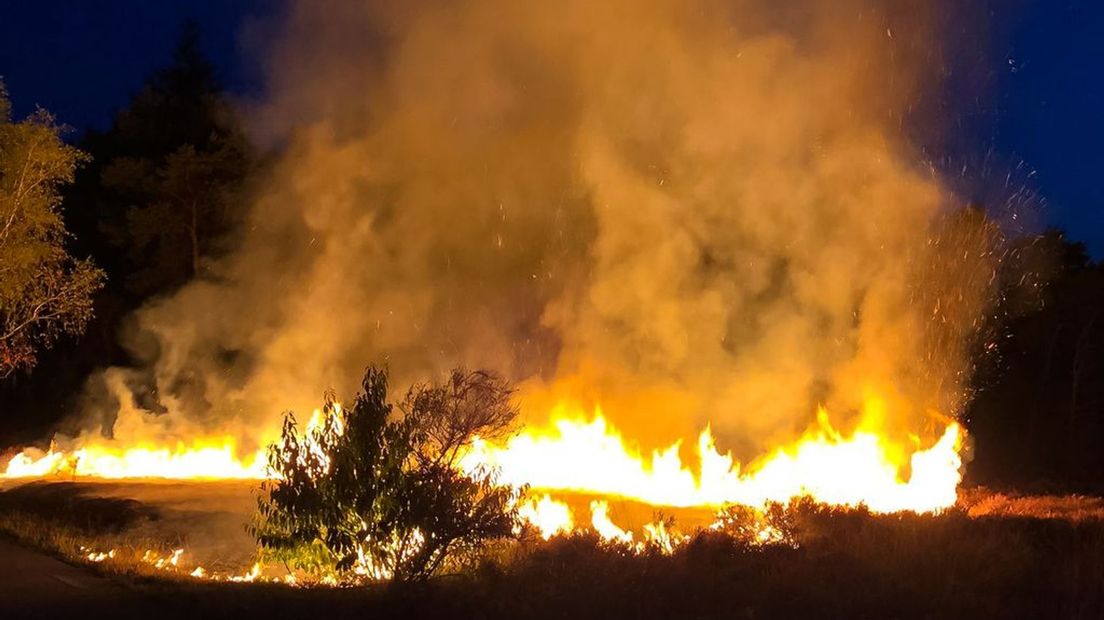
2 484 1103 618
0 370 1096 612
472 504 1104 619
960 487 1104 521
0 501 194 584
0 479 263 582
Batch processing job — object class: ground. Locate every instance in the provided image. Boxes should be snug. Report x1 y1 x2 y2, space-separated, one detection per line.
1 479 1103 619
0 537 125 614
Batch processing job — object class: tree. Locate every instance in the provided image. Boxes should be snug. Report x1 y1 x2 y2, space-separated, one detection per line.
967 230 1104 493
0 21 252 442
93 21 253 297
0 82 104 377
105 137 249 294
252 367 524 583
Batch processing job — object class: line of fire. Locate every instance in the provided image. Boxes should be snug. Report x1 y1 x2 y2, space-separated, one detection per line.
2 1 1103 617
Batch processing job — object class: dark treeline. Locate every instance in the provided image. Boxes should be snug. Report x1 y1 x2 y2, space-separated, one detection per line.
0 24 1101 495
0 23 255 445
967 231 1104 493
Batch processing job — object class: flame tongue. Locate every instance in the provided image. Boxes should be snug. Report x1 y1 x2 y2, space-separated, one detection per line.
461 400 963 515
3 398 964 518
3 439 268 480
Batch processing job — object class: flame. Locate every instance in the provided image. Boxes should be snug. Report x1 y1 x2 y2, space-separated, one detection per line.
642 519 681 552
78 545 278 583
518 494 574 539
589 500 634 544
4 396 964 549
463 396 963 515
3 439 267 480
0 404 343 480
0 392 967 581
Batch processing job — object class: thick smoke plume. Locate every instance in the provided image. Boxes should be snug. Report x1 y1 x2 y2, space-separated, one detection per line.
82 0 999 459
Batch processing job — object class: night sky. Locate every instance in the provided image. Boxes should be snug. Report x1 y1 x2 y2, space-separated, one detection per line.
0 0 1101 254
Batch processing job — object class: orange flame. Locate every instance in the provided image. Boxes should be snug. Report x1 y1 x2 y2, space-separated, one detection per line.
3 395 964 545
3 439 267 480
462 398 963 515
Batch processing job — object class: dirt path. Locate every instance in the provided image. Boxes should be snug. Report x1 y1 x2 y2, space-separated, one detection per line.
0 538 124 616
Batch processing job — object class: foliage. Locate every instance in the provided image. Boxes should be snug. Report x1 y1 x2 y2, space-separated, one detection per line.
104 137 250 294
252 367 524 583
6 492 1104 617
93 21 253 297
713 501 801 546
0 83 104 377
968 229 1104 493
0 23 253 438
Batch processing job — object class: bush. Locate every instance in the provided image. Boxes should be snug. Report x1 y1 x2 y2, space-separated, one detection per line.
251 366 524 583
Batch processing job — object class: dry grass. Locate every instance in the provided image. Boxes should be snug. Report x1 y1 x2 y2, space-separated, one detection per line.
0 481 222 582
2 485 1104 618
452 503 1104 619
960 487 1104 521
0 510 206 583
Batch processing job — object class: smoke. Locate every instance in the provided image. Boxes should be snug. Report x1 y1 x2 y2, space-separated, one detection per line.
83 0 1000 459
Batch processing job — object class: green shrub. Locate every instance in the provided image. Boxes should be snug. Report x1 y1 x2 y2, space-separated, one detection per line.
251 366 524 583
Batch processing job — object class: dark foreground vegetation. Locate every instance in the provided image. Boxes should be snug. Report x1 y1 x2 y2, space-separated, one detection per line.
254 367 523 582
2 487 1103 620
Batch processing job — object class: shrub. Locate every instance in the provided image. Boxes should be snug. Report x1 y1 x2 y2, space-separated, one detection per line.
251 366 524 583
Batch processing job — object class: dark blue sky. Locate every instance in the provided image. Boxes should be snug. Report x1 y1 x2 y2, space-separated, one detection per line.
992 1 1104 254
0 0 268 128
0 0 1101 254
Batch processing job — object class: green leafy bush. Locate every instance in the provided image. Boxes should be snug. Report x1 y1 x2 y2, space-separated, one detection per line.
252 366 524 583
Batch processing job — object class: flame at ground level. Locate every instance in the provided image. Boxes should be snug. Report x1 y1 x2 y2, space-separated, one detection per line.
3 440 268 480
2 397 965 525
463 400 963 515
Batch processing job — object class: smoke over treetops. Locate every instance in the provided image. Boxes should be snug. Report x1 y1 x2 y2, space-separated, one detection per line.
78 0 1001 461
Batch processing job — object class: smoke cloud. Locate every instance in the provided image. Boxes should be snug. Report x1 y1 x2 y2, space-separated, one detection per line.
81 0 1000 460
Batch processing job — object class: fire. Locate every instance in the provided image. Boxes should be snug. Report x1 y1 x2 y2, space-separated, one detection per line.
3 395 964 546
3 439 267 480
590 500 634 544
0 405 343 480
462 396 963 515
515 494 686 549
81 545 278 584
518 494 574 540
